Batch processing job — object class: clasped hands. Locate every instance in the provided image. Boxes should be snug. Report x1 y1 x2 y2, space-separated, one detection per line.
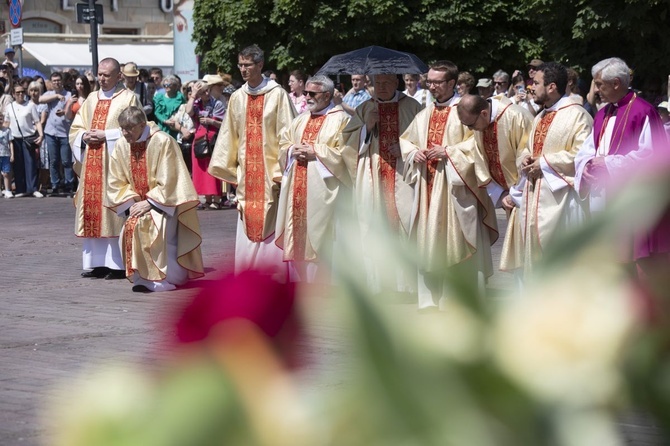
129 199 152 217
292 143 316 162
83 129 106 147
414 143 447 163
581 157 608 185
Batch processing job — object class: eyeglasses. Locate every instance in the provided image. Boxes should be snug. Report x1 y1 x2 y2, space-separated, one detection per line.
237 63 256 69
425 79 447 86
493 81 507 85
163 83 171 88
305 90 325 97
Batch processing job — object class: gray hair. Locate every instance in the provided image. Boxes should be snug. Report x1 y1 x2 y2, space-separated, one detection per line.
591 57 630 87
28 81 43 94
239 45 264 64
118 106 147 128
306 75 334 96
163 75 179 87
493 69 509 82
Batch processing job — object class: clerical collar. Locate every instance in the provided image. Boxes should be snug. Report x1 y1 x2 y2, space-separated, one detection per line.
434 93 459 107
247 77 269 93
544 95 570 112
311 102 334 116
375 91 399 103
135 125 150 143
100 86 117 99
612 90 635 108
488 98 499 124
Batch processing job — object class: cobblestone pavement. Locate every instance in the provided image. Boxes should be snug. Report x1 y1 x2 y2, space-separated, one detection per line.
0 196 663 445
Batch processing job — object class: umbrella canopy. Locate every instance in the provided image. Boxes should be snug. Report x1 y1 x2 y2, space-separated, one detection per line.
316 46 428 76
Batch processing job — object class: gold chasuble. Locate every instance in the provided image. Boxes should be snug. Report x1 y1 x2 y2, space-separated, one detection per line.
69 86 140 239
504 97 592 273
275 105 354 262
477 97 534 192
341 93 421 239
107 125 204 282
399 98 498 275
208 81 297 242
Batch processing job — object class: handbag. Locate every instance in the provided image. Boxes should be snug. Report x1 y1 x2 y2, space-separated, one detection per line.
193 133 212 159
24 132 40 150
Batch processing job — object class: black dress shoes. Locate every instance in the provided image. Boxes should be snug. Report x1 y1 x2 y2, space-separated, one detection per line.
81 267 109 278
132 285 153 293
104 270 126 280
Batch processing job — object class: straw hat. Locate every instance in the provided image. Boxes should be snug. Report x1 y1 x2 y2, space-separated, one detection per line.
203 74 225 86
121 62 140 77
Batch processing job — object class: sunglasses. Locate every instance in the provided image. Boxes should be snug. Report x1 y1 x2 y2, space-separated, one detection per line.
305 90 324 97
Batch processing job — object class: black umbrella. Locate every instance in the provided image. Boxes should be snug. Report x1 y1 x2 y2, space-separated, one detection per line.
316 45 428 76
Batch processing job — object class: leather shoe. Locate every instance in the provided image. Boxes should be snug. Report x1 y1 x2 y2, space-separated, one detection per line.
104 270 126 280
132 285 153 293
81 267 109 278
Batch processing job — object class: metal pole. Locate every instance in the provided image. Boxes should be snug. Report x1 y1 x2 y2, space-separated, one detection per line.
17 46 23 77
89 0 99 75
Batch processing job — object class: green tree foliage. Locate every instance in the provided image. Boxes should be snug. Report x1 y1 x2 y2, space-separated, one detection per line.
193 0 669 87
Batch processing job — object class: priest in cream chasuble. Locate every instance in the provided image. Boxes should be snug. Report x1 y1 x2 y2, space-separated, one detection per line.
341 74 421 294
275 76 355 283
69 58 140 278
456 94 534 274
208 45 296 276
399 62 498 311
107 108 204 292
503 63 593 275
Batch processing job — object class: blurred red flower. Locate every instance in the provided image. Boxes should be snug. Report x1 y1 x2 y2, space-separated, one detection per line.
174 269 304 367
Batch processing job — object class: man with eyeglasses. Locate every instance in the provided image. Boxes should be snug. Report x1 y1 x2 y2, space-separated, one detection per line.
503 62 592 275
342 73 421 295
209 45 296 276
456 94 533 277
275 75 356 282
399 60 498 312
492 70 510 96
69 57 141 281
107 106 204 292
39 71 74 196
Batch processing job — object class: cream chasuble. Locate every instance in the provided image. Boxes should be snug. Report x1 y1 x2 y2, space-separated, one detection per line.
69 86 141 239
477 97 534 194
107 124 205 283
208 80 297 243
275 105 354 265
400 98 498 276
504 96 593 273
341 93 421 239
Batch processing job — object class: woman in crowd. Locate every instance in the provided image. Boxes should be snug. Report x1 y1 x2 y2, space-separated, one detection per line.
288 69 308 113
508 72 538 116
153 75 185 139
186 80 225 209
65 75 91 119
27 81 50 193
4 83 44 197
456 71 476 96
403 73 432 108
165 80 196 173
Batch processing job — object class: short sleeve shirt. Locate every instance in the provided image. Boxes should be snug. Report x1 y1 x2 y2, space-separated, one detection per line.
0 128 12 157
